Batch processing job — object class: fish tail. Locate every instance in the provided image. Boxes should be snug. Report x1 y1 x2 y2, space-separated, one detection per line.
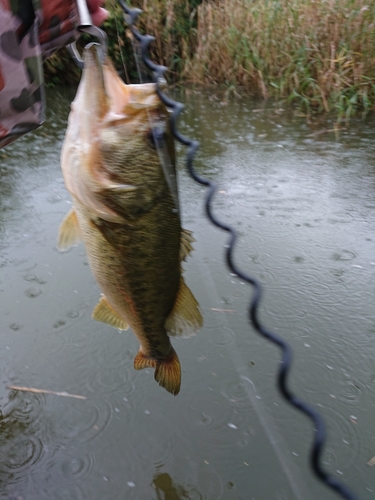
154 349 181 396
134 348 181 396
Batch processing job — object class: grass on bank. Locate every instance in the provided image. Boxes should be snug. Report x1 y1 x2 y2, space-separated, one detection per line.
184 0 375 122
44 0 375 121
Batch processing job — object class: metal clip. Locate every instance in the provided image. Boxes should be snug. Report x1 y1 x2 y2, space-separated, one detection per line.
68 0 108 68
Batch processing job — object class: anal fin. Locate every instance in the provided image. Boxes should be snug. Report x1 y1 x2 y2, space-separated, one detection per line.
57 208 81 250
165 277 203 338
134 351 157 370
92 296 129 331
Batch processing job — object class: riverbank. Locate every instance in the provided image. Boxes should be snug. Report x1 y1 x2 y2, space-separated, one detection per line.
45 0 375 121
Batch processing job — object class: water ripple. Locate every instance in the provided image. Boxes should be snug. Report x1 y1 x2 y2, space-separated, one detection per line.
88 340 135 396
188 389 234 432
134 425 177 468
211 325 235 346
331 250 357 261
23 273 46 284
0 391 46 491
335 379 364 407
4 389 45 426
220 375 253 413
293 360 337 397
44 304 89 355
201 310 225 329
51 450 96 487
0 435 43 474
320 405 362 471
89 363 133 395
39 483 85 500
24 287 42 298
61 453 94 480
57 398 113 445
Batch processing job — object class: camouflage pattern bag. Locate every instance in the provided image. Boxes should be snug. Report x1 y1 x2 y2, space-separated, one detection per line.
0 0 79 148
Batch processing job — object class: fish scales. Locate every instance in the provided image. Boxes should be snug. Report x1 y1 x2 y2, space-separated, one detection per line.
75 187 181 357
58 46 202 395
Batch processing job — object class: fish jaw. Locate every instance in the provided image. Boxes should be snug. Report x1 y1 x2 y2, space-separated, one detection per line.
67 45 109 153
61 46 125 223
61 45 174 223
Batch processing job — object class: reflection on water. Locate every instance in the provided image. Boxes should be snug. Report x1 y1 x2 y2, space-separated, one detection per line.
152 472 201 500
0 87 375 499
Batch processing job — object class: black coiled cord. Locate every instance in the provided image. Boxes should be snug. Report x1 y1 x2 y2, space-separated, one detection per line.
118 2 360 498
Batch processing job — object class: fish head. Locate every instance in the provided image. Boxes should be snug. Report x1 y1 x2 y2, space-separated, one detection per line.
61 45 177 222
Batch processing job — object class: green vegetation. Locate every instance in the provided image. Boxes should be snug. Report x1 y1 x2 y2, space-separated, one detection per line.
185 0 375 122
44 0 375 120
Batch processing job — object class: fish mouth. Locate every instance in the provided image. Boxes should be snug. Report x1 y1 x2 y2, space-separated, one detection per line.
80 44 162 123
76 44 108 123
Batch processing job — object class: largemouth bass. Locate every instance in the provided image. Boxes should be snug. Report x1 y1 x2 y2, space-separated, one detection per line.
58 46 202 395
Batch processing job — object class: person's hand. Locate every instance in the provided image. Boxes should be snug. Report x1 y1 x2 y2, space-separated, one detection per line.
87 0 109 26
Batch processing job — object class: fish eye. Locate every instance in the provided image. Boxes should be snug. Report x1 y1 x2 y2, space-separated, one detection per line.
147 128 166 150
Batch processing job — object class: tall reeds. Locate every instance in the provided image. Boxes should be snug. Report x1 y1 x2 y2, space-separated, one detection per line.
103 0 200 78
183 0 375 119
45 0 375 118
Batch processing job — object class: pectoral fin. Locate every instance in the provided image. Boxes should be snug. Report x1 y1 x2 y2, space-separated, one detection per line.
92 218 118 247
57 208 81 250
180 228 196 261
92 296 129 331
165 278 203 338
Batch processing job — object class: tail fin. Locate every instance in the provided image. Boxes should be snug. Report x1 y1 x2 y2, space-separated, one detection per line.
134 349 181 396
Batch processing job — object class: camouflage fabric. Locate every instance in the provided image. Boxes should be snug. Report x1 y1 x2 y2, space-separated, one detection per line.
0 0 79 148
38 0 79 60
